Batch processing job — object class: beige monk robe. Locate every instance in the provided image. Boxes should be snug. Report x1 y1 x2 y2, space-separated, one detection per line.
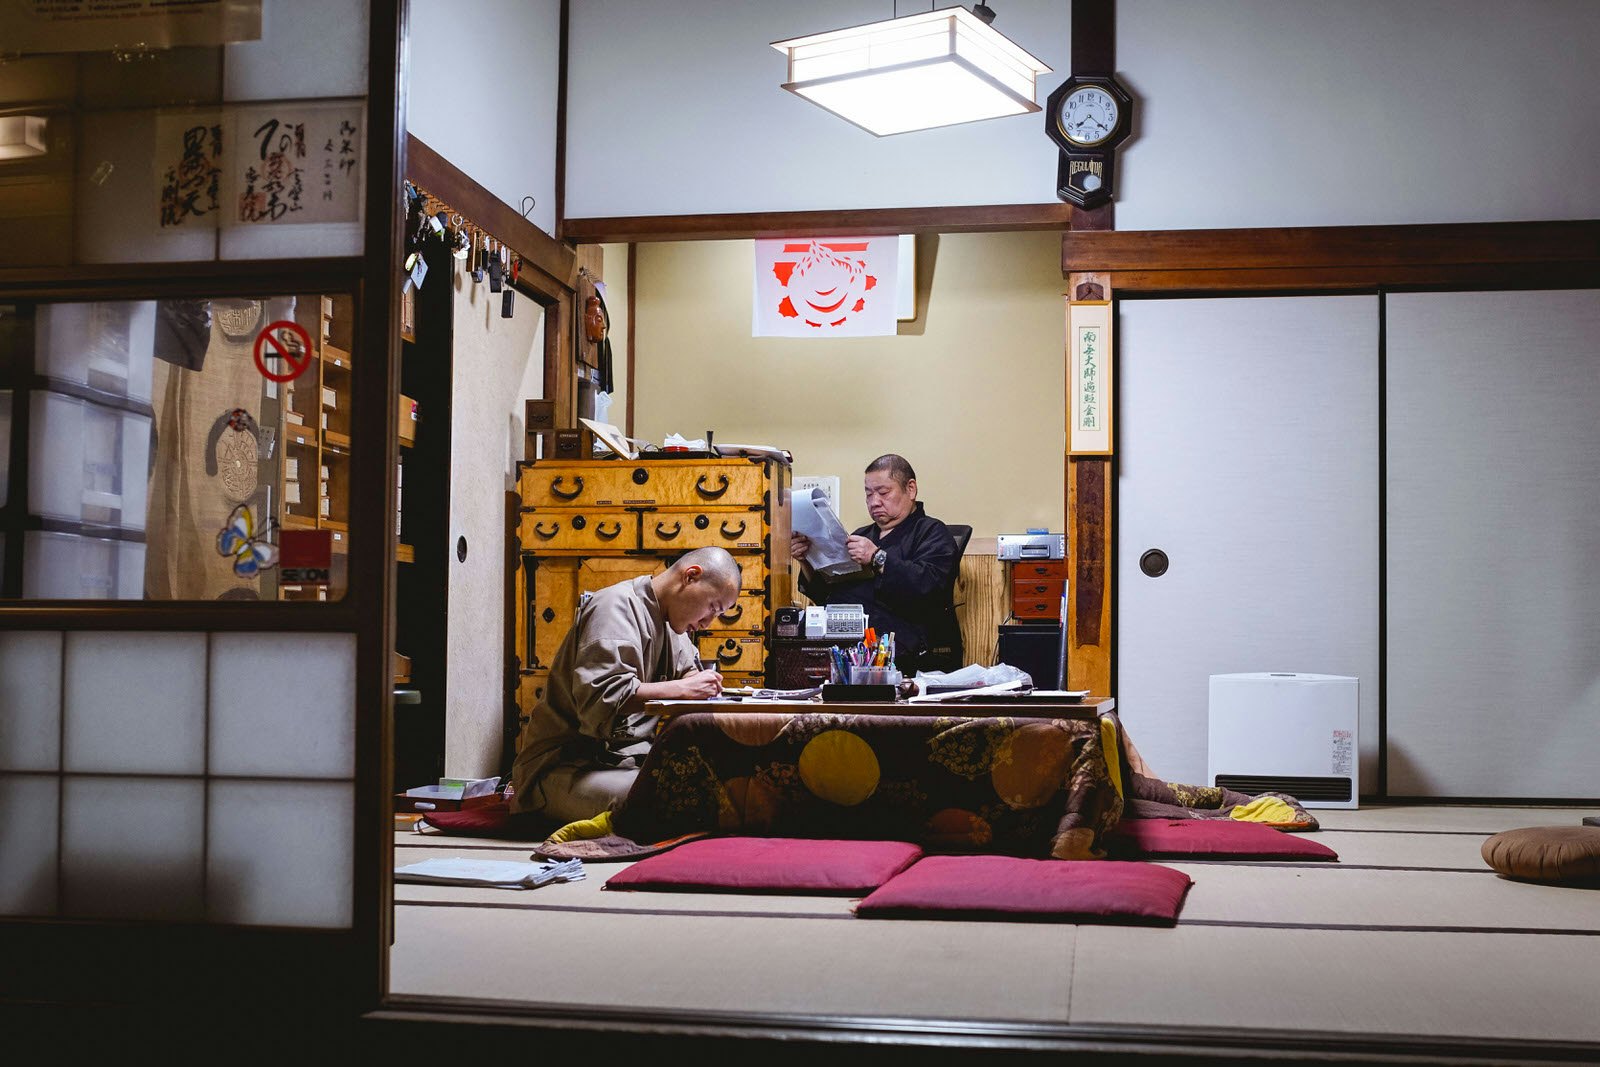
511 575 697 813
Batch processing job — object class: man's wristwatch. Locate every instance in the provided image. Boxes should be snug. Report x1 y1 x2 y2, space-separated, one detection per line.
871 548 888 573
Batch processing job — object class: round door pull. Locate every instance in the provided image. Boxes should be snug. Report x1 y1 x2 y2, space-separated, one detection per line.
571 514 586 530
694 514 710 530
550 475 583 500
1139 548 1169 578
632 467 649 485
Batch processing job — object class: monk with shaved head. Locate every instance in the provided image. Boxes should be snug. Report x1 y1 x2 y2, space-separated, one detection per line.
510 546 742 825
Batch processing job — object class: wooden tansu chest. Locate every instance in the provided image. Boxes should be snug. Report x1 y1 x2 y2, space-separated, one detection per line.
513 456 792 747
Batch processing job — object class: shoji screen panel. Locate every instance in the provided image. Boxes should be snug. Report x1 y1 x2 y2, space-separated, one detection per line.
0 630 355 926
1116 296 1381 787
1386 290 1600 798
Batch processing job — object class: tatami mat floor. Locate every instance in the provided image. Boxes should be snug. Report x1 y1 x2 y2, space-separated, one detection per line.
389 804 1600 1060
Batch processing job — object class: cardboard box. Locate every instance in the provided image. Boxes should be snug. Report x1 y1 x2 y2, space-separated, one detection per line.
398 393 418 446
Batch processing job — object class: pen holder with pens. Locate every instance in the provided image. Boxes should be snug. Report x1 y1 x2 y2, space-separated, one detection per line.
821 665 903 703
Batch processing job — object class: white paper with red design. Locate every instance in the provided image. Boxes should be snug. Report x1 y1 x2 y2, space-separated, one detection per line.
753 237 900 337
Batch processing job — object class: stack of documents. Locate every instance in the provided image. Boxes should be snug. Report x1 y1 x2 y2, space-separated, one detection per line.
395 857 585 890
405 776 499 802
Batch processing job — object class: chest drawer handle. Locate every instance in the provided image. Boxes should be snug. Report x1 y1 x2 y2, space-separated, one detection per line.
550 476 583 500
695 474 730 499
719 519 747 539
716 640 743 666
596 520 623 540
532 521 560 539
716 603 744 624
654 520 682 540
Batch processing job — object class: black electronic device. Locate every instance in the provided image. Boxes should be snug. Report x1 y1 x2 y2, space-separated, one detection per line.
995 622 1065 690
773 605 803 640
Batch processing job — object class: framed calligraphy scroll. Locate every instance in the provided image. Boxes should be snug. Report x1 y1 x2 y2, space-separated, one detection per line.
1068 297 1113 455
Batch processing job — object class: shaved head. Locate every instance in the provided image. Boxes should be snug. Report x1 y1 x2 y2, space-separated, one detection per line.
671 547 742 593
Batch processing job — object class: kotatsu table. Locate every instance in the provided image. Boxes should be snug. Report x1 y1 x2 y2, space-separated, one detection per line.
617 697 1124 859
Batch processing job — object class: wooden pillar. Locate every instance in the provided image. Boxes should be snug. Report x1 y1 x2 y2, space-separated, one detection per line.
1067 272 1113 696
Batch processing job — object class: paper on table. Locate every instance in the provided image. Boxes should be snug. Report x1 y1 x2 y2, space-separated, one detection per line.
905 679 1029 704
790 486 867 580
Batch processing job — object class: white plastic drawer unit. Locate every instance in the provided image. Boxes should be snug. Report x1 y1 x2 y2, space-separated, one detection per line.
32 301 157 404
23 530 146 600
28 391 152 531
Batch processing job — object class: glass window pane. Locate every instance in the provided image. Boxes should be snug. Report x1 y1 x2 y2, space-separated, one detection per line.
63 632 207 775
61 775 205 921
207 780 353 928
0 631 63 772
2 295 358 602
0 774 59 917
0 1 371 266
209 632 356 777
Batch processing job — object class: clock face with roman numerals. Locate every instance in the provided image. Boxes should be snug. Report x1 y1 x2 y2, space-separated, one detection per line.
1058 85 1120 147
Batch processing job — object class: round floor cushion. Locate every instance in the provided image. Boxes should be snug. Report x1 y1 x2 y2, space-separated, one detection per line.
1481 826 1600 885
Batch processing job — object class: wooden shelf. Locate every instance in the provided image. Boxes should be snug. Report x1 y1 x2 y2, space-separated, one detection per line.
284 427 318 449
322 519 349 533
322 343 353 369
322 429 352 451
280 513 319 531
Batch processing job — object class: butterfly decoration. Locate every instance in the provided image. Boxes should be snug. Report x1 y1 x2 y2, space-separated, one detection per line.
216 503 279 578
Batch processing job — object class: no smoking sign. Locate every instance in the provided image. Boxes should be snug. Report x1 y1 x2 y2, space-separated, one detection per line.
253 320 315 383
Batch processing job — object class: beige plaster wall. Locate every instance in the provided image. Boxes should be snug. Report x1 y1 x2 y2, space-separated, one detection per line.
632 231 1067 537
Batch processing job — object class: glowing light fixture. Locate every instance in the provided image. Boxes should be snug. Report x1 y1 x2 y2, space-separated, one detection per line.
771 4 1051 137
0 115 49 161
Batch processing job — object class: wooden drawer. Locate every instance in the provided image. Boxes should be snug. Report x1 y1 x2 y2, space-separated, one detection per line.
580 556 663 587
514 670 550 755
698 633 766 673
520 509 636 552
1012 596 1063 620
718 670 767 690
530 559 579 668
1011 577 1066 600
734 553 767 593
1010 559 1070 580
641 507 767 552
697 592 768 634
519 459 770 508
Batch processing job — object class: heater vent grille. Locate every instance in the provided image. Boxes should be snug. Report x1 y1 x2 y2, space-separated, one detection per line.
1215 774 1352 802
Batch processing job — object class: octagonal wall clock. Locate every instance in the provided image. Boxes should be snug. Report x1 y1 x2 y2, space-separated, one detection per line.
1045 73 1134 209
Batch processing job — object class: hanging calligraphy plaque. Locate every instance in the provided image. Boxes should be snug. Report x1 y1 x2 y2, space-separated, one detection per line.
1068 297 1112 455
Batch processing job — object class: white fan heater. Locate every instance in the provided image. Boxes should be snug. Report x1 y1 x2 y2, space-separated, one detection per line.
1207 672 1359 809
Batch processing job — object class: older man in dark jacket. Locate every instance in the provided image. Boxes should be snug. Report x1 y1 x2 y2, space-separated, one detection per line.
792 454 963 674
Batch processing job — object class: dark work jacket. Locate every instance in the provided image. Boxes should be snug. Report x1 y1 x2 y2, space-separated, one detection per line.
799 501 963 673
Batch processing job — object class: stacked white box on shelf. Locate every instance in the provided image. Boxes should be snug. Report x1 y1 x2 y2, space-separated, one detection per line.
28 392 150 530
23 530 145 600
33 301 156 403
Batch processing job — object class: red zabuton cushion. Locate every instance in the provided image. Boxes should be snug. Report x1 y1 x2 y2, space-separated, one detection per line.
855 855 1193 924
1107 818 1338 860
603 837 923 894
